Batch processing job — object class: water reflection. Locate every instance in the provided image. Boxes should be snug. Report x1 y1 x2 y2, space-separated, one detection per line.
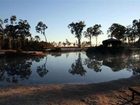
0 57 32 83
69 53 86 76
0 52 140 86
84 58 102 72
51 53 62 57
86 52 140 75
36 57 49 77
0 56 48 83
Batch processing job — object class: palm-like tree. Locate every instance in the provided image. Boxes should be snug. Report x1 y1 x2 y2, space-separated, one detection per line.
36 21 48 42
68 21 86 48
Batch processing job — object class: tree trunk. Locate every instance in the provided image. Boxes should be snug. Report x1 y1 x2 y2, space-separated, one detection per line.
78 38 81 48
9 37 13 49
90 37 92 47
18 37 21 49
96 36 98 46
128 37 130 45
0 35 3 50
44 34 47 42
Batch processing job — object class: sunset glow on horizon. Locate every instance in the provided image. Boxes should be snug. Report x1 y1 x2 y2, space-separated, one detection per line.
1 0 140 45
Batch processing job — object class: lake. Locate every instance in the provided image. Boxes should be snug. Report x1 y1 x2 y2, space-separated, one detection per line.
0 51 140 87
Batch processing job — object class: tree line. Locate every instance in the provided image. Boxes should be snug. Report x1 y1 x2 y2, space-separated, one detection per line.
0 15 140 51
0 15 49 51
68 19 140 48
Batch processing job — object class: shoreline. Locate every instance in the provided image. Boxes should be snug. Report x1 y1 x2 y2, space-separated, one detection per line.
0 50 46 56
0 75 140 105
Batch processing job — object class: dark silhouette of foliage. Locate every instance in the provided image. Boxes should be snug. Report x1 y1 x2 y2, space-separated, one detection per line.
35 35 40 42
132 19 140 42
84 27 93 46
36 21 48 42
108 23 126 41
1 15 31 49
0 16 52 51
68 21 85 48
125 25 134 44
84 24 102 46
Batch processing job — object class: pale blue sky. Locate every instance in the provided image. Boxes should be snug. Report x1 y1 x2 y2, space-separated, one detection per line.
0 0 140 45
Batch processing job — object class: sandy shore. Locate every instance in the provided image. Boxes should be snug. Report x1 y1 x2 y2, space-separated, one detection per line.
0 75 140 105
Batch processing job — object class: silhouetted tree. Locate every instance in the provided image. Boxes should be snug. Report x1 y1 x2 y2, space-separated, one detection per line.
58 41 62 47
68 21 85 48
36 21 48 42
92 24 102 46
0 19 4 49
35 35 40 42
66 39 71 46
132 19 140 42
84 27 92 46
84 24 102 46
17 19 31 49
63 42 66 47
4 15 17 49
3 16 31 49
108 23 126 41
125 25 135 44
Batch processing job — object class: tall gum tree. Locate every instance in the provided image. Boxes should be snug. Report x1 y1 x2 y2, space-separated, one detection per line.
36 21 48 42
68 21 86 48
0 19 4 49
92 24 102 46
108 23 126 41
84 27 93 47
84 24 102 47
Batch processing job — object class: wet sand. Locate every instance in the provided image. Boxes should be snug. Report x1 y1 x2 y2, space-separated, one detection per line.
0 75 140 105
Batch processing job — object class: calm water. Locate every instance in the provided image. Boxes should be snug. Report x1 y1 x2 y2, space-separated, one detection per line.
0 51 140 87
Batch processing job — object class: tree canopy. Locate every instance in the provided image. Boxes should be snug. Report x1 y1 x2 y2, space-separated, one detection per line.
68 21 85 48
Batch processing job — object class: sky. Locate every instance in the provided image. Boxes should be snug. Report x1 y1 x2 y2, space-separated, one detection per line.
0 0 140 45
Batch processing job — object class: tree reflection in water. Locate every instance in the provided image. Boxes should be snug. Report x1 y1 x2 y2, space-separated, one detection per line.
86 52 140 75
69 53 86 76
0 57 32 83
0 55 49 83
84 58 102 72
36 56 49 77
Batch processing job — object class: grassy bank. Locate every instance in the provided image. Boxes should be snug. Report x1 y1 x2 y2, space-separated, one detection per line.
0 75 140 105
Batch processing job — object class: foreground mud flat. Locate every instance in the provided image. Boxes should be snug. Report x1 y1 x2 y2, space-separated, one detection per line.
0 75 140 105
